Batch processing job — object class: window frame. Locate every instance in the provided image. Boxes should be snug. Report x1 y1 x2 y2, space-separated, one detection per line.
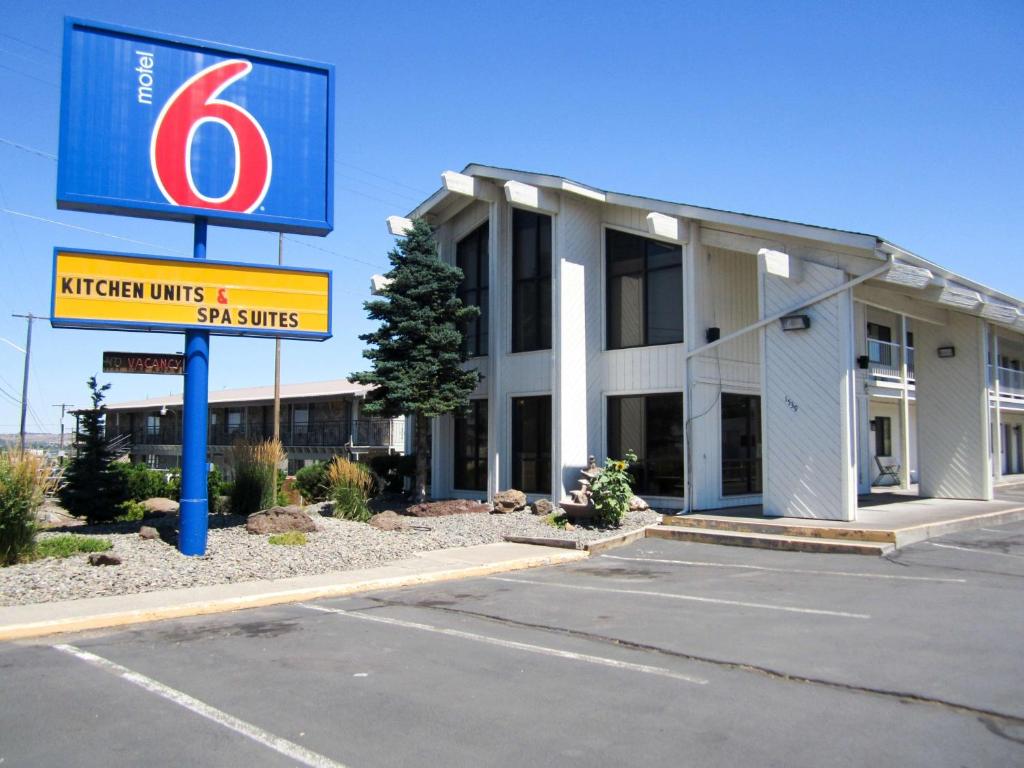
874 416 892 457
606 391 686 498
604 225 684 351
720 392 762 497
511 394 552 494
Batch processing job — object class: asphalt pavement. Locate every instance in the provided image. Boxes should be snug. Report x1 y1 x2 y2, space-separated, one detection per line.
3 515 1023 767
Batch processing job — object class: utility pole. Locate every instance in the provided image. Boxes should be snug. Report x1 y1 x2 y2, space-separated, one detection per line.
273 232 283 442
53 402 74 461
12 313 39 453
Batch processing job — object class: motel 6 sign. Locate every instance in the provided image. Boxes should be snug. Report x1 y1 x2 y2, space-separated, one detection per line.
57 18 334 235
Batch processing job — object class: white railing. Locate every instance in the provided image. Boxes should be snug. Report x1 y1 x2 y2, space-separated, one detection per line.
995 366 1024 398
868 340 915 381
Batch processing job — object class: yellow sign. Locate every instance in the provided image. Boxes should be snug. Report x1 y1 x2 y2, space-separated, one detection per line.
51 249 331 339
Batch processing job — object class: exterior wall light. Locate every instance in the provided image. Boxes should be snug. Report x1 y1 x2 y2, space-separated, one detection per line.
937 346 956 358
780 314 811 331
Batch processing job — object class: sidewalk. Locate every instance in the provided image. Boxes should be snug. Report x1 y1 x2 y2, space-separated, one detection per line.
0 542 587 642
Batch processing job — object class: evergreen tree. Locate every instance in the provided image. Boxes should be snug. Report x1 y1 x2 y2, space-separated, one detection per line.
59 376 127 523
352 219 481 501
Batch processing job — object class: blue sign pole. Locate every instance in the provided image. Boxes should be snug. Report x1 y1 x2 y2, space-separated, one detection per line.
179 218 210 555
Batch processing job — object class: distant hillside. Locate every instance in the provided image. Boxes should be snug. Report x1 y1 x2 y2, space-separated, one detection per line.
0 433 62 449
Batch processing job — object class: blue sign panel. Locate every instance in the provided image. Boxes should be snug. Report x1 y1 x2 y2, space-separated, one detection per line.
57 18 334 235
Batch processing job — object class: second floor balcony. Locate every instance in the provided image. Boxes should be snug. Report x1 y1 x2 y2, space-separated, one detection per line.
114 418 404 450
867 339 915 382
994 366 1024 400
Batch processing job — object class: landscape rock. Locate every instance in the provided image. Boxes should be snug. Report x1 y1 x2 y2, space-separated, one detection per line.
404 500 491 517
142 497 179 516
492 489 527 514
304 501 335 517
531 499 555 516
138 526 160 540
245 506 317 535
88 553 121 566
629 496 650 512
369 511 408 531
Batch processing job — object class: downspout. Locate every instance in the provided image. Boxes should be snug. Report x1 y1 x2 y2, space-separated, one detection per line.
683 252 895 511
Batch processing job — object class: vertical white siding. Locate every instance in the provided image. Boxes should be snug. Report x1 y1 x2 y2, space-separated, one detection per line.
695 247 760 382
760 260 857 520
915 312 992 499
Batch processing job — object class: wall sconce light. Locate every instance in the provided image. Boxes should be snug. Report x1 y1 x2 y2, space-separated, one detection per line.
857 355 870 369
937 346 956 358
780 314 811 332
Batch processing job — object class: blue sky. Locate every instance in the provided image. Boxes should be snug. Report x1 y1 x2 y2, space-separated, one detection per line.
0 0 1021 436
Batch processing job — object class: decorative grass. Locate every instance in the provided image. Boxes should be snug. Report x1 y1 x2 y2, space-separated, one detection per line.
325 457 376 522
33 534 112 560
1 450 58 566
228 439 287 516
268 531 307 546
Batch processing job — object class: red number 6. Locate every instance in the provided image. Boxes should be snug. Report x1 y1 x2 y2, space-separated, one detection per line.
150 59 272 214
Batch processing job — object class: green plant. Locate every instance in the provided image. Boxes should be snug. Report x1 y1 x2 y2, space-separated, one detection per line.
369 453 416 494
589 451 637 528
544 512 570 530
117 463 170 502
228 439 286 516
351 218 482 502
0 450 56 566
59 377 129 524
33 534 112 560
115 499 147 522
294 462 330 503
268 531 307 546
326 457 376 522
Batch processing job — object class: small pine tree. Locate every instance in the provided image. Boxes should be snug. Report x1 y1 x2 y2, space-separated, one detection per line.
352 218 481 502
59 376 127 524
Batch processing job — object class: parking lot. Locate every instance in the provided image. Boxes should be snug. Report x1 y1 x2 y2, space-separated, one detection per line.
3 516 1024 767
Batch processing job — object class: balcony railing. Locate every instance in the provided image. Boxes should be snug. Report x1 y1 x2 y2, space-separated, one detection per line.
110 418 403 449
995 366 1024 399
867 340 915 381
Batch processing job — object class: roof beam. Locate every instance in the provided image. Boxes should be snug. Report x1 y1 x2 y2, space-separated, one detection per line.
441 170 497 202
386 216 413 236
979 299 1019 325
504 180 560 215
759 248 803 282
926 278 982 311
875 260 933 290
646 212 687 242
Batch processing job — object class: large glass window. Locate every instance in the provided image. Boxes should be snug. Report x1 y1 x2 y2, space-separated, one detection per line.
512 396 551 493
721 393 762 496
456 222 489 357
512 210 552 353
454 400 488 491
873 416 892 457
606 229 683 349
607 393 685 497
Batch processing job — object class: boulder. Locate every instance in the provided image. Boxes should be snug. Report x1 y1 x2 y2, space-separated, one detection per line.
531 499 555 516
404 499 491 517
88 553 121 566
138 526 160 540
491 489 527 514
304 501 335 517
245 506 317 535
369 511 408 531
629 495 650 512
142 497 179 515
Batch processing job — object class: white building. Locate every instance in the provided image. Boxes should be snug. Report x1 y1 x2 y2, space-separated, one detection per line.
388 165 1024 521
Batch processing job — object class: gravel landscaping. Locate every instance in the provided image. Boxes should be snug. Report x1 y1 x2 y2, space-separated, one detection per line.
1 506 660 607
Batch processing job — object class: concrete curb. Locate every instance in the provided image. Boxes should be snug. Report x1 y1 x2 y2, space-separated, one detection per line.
503 525 656 554
0 543 587 642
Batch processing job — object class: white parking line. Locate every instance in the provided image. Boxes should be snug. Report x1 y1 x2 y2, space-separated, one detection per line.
601 554 966 583
53 644 349 768
488 576 870 619
302 604 707 685
927 542 1024 560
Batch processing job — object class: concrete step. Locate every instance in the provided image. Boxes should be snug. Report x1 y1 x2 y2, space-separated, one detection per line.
661 515 896 543
647 525 895 555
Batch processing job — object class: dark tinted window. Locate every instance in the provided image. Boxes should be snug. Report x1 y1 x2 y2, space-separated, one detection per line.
606 228 683 349
512 210 552 352
456 222 489 357
607 393 685 497
721 393 762 496
512 396 551 493
454 400 488 491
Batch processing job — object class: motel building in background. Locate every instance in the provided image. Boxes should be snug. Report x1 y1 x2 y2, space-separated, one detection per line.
387 164 1024 520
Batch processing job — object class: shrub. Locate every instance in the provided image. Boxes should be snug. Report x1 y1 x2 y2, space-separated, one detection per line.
117 463 170 502
326 457 376 522
115 499 147 522
0 451 56 566
369 453 417 493
34 534 112 560
59 377 128 523
294 462 330 503
589 451 637 528
268 531 307 546
164 467 225 509
228 439 286 516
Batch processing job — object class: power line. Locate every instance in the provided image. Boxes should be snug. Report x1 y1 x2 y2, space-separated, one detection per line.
335 159 433 197
0 209 190 256
0 61 56 87
0 31 51 55
280 234 388 270
0 136 56 159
